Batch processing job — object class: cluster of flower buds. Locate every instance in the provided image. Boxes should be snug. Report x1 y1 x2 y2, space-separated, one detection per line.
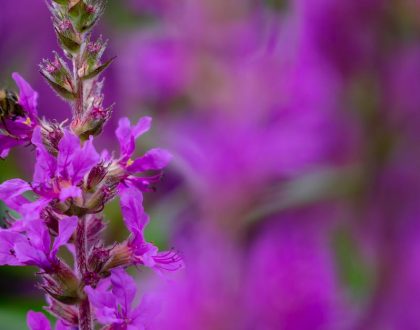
0 1 183 330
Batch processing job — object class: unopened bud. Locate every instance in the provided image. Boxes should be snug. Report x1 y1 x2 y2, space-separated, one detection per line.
102 243 133 273
45 297 78 326
42 262 82 305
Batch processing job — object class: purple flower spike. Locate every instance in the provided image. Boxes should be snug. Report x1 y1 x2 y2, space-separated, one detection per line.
1 2 179 329
86 268 158 329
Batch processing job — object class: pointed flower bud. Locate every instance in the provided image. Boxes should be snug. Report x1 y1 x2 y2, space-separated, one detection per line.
40 53 76 100
69 0 105 33
52 12 81 53
41 261 81 305
78 36 115 80
45 297 79 326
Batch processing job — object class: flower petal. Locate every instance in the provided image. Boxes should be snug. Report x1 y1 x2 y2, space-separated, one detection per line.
59 186 82 202
51 216 78 257
27 311 51 330
12 72 39 118
32 127 57 184
111 268 137 314
119 185 149 237
0 178 31 210
127 148 172 173
0 230 25 266
116 117 136 159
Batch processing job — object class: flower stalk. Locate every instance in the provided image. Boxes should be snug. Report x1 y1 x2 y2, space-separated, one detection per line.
76 216 91 330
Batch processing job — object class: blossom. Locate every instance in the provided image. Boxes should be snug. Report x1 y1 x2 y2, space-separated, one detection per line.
0 73 39 158
0 216 77 271
112 117 172 192
85 268 158 330
31 126 100 203
106 185 183 273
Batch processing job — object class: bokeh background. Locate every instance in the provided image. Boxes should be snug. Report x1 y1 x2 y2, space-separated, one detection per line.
1 0 420 329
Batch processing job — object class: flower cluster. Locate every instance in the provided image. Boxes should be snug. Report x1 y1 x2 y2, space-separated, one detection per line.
0 1 182 329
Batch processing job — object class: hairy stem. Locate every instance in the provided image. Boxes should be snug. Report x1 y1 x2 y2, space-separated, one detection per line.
73 52 85 118
76 216 92 330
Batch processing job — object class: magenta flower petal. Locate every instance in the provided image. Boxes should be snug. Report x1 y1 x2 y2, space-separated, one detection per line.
120 185 149 238
110 268 137 312
127 148 172 173
116 116 152 161
59 186 82 202
27 311 51 330
0 231 25 266
0 178 32 210
116 117 136 160
0 135 21 158
32 127 57 184
86 269 157 328
51 216 78 256
132 116 152 138
12 72 39 118
68 136 100 183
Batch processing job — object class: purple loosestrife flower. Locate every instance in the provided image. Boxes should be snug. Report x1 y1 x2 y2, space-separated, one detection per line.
105 185 183 273
31 126 100 204
111 117 172 193
4 217 77 270
85 268 158 330
0 73 39 158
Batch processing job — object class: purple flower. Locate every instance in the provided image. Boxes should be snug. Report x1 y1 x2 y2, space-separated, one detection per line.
27 311 70 330
85 268 158 330
0 216 77 271
116 185 183 272
0 73 39 158
32 126 100 202
114 117 172 192
0 178 48 227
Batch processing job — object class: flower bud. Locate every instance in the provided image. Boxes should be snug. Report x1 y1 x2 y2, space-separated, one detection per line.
40 121 65 155
86 163 108 190
41 207 60 236
69 0 105 33
45 297 78 326
84 178 118 213
88 245 110 273
102 243 133 273
40 53 76 100
86 215 106 245
41 262 82 305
